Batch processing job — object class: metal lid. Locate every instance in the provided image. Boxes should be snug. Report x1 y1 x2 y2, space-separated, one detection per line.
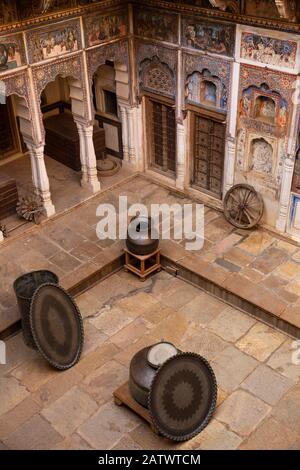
149 352 217 441
147 342 178 369
30 283 84 370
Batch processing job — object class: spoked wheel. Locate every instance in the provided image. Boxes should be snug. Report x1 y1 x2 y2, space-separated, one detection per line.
224 184 264 229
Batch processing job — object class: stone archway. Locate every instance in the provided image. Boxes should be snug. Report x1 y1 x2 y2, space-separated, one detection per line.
1 71 55 217
32 54 100 194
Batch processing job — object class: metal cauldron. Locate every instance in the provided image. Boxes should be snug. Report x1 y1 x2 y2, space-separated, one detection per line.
129 342 178 407
126 215 159 256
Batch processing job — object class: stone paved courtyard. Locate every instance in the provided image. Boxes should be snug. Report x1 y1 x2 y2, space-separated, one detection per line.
0 270 300 450
1 175 300 333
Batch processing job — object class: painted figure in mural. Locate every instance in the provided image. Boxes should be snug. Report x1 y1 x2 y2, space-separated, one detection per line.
240 90 251 117
254 96 276 123
86 13 127 46
241 33 297 69
201 81 217 105
251 138 273 174
135 8 178 43
0 45 8 70
278 103 287 128
184 21 233 56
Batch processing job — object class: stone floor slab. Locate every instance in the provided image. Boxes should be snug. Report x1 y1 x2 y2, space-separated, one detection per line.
271 384 300 435
236 323 286 362
208 307 256 343
240 417 299 450
211 346 258 393
78 401 140 449
3 414 62 450
42 386 98 437
241 364 294 405
0 377 29 416
80 360 128 406
216 390 271 437
267 339 300 381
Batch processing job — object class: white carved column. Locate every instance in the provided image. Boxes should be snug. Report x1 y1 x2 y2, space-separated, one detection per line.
176 121 185 190
224 136 236 193
175 48 186 190
81 124 101 193
223 61 240 193
119 105 129 163
276 155 295 232
25 142 55 217
134 103 144 171
126 107 137 166
75 122 88 185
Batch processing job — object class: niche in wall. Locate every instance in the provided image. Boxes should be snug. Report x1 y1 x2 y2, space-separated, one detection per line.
254 96 276 124
186 69 226 110
250 137 273 175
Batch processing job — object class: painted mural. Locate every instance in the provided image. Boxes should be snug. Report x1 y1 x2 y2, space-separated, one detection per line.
26 20 81 63
84 9 128 47
240 33 297 69
181 17 235 57
239 84 288 133
134 6 178 43
0 34 26 71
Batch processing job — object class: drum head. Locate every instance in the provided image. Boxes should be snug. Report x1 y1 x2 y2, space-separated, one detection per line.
30 283 84 370
147 342 178 369
149 352 217 441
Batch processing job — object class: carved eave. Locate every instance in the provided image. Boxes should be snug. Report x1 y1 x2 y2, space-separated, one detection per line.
136 0 300 34
0 0 125 34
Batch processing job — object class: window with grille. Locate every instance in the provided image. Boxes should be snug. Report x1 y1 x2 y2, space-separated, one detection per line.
149 99 176 177
192 114 225 199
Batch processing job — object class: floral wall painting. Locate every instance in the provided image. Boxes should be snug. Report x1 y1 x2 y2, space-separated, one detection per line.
134 6 178 43
0 34 26 71
240 33 297 69
84 9 128 47
181 17 235 57
26 21 81 64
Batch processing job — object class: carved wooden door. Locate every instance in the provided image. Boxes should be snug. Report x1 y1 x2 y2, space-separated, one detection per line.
149 99 176 177
192 114 225 199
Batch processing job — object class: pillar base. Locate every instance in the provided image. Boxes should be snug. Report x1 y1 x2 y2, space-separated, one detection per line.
276 218 287 233
81 178 101 193
42 201 56 218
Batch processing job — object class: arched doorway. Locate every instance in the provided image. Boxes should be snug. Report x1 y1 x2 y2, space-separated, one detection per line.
38 72 101 211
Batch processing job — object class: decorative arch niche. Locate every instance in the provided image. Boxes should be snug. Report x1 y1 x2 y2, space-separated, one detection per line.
239 82 288 132
139 55 175 98
186 69 227 110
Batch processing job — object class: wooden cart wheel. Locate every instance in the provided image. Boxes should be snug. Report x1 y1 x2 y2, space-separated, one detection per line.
224 184 264 229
